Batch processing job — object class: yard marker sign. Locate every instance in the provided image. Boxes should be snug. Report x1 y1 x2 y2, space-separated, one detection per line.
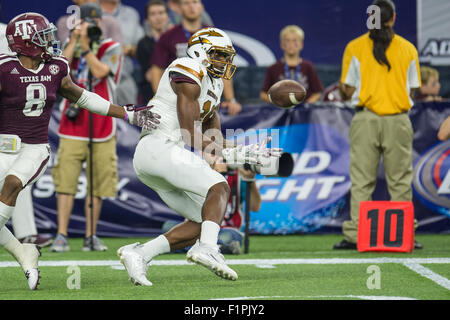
357 201 415 252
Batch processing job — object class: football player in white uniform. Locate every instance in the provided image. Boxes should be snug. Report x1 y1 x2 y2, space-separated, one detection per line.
118 27 282 285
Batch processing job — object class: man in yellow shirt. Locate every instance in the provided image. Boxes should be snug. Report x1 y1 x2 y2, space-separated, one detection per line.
334 0 422 249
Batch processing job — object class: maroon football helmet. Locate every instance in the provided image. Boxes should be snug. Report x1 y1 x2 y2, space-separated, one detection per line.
6 12 61 61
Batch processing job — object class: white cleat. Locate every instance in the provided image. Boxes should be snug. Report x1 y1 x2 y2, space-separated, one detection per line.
117 243 153 286
25 269 40 290
17 244 41 290
186 240 238 281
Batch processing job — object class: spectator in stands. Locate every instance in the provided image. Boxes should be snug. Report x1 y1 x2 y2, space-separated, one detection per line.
149 0 242 115
56 0 123 44
334 0 423 250
166 0 214 26
99 0 144 105
415 66 442 102
260 25 323 104
137 0 172 104
50 3 123 252
438 116 450 141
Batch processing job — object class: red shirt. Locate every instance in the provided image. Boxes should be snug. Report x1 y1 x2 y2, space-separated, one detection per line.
58 39 122 141
262 58 324 101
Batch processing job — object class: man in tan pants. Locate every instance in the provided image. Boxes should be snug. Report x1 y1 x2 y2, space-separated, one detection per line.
340 110 415 246
334 0 422 249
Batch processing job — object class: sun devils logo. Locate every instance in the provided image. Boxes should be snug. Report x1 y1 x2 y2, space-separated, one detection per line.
13 20 37 40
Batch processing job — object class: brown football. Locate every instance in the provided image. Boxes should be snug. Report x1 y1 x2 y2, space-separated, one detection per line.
267 79 307 109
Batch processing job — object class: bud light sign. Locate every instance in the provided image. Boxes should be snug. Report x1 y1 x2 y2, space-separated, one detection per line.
249 123 351 234
413 141 450 217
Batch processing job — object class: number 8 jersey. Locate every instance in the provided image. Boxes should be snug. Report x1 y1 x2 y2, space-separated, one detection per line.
0 53 69 144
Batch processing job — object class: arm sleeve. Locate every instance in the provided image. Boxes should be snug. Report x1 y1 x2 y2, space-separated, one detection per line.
407 49 421 89
340 43 360 87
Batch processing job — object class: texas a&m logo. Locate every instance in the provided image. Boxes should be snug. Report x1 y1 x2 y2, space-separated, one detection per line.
13 20 37 40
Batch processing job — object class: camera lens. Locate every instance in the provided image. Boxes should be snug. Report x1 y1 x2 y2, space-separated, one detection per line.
86 20 102 42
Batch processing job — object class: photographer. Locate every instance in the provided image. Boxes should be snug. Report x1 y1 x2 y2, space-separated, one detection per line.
50 3 123 252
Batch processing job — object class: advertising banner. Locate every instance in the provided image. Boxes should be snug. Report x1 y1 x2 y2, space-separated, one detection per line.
417 0 450 66
26 102 450 237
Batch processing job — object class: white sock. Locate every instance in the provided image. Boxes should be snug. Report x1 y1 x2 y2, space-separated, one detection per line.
0 201 14 230
200 220 220 246
0 227 23 258
12 187 38 239
137 235 170 263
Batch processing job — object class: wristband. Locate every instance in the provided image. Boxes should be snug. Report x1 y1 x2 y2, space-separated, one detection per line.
123 111 128 122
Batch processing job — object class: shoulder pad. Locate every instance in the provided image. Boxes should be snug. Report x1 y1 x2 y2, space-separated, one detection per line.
169 57 206 86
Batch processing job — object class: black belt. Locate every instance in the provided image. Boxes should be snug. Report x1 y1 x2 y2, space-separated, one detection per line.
354 106 408 115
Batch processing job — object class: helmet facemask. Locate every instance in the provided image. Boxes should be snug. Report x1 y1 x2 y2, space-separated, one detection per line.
31 23 61 60
206 46 237 80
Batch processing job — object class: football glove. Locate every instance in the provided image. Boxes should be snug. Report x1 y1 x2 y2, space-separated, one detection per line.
123 104 161 131
222 137 283 165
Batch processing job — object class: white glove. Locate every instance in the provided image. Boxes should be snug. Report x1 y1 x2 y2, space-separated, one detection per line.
222 137 283 165
124 104 161 131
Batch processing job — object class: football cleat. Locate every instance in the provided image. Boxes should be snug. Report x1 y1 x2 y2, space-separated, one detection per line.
117 243 152 286
186 240 238 281
19 234 53 248
50 233 70 252
25 268 40 290
83 235 108 252
17 244 41 290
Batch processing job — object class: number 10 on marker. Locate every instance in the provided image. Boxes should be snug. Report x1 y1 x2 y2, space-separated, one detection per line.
357 201 415 252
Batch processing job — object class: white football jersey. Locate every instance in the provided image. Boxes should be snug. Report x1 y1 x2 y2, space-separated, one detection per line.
141 57 224 141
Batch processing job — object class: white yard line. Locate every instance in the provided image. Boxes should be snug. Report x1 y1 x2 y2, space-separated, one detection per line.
0 257 449 267
403 262 450 291
213 295 417 300
0 257 448 295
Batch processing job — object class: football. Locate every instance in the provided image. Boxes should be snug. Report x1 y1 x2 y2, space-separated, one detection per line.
267 79 307 109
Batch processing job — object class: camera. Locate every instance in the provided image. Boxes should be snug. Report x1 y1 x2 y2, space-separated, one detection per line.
227 152 294 177
65 103 81 122
86 18 102 43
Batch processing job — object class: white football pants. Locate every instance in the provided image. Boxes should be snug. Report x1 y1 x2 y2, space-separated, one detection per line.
133 133 226 223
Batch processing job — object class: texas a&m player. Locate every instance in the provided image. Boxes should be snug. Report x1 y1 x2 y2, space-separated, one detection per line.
0 12 160 290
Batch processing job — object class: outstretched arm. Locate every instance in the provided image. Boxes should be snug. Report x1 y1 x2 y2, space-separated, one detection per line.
58 74 126 118
58 75 160 130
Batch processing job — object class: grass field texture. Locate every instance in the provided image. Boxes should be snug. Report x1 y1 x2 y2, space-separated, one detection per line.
0 234 449 300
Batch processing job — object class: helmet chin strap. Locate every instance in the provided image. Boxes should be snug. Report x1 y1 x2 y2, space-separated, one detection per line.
40 49 51 62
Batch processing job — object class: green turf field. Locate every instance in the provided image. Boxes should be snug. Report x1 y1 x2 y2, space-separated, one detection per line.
0 234 449 300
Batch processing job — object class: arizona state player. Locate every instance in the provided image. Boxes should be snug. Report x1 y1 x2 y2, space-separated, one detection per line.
118 27 282 286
